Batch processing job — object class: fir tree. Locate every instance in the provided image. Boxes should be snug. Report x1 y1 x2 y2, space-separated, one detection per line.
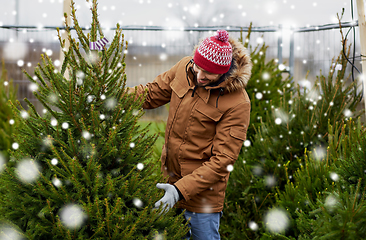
221 26 363 239
0 60 18 160
0 0 187 239
241 23 293 139
275 118 366 239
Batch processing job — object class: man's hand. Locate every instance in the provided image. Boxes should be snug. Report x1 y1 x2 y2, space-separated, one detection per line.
154 183 179 213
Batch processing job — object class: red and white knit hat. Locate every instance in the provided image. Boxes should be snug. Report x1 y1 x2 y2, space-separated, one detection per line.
193 30 232 74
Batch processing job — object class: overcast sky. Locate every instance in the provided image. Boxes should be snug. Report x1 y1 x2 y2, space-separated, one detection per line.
0 0 357 29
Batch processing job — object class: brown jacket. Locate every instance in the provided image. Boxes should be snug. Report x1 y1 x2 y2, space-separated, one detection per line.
133 37 252 213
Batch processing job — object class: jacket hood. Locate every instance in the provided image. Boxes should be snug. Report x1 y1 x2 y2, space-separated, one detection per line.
193 36 252 93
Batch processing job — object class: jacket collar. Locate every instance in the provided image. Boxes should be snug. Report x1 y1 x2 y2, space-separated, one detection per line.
186 61 228 105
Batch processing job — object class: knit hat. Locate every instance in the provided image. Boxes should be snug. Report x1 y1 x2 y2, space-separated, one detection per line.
193 30 232 74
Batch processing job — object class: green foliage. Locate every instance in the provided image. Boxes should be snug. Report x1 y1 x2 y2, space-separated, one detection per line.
275 118 366 239
241 23 294 138
0 60 18 159
0 0 187 239
221 29 363 239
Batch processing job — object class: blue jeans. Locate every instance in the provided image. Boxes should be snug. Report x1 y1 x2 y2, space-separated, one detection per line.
182 210 223 240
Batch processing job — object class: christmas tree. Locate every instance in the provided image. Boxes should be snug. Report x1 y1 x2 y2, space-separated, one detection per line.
275 118 366 239
240 23 294 139
220 23 362 239
0 60 18 160
0 0 187 239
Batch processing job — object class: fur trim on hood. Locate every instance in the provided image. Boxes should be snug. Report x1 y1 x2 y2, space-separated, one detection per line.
193 37 252 92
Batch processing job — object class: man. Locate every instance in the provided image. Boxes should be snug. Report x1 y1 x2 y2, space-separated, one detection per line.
131 30 252 239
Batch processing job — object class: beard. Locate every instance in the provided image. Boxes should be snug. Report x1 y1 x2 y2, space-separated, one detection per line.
196 78 212 87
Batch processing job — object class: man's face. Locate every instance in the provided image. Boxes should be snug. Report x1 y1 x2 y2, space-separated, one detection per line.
193 63 222 87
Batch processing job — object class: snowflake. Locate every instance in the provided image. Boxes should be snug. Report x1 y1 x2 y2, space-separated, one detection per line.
248 221 259 231
16 159 40 183
137 163 144 170
60 204 87 229
264 208 290 233
226 164 234 172
133 198 143 208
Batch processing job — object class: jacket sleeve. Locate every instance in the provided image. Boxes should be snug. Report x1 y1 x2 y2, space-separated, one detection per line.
127 58 182 109
174 100 250 201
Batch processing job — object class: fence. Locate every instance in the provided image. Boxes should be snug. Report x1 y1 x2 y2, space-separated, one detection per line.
0 22 362 120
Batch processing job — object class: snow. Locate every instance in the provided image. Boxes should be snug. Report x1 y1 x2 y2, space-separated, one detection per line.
264 208 290 233
87 52 99 65
16 159 40 183
248 221 259 231
0 224 24 240
330 172 339 182
298 79 311 91
137 163 144 170
48 93 58 103
87 95 95 103
3 41 28 62
262 72 270 80
132 109 140 116
43 136 53 147
275 118 282 125
159 53 168 61
255 92 263 100
334 63 342 71
226 164 234 172
51 158 58 165
54 59 60 67
201 203 213 213
252 165 263 176
105 98 117 110
12 142 19 150
256 37 264 45
325 195 338 210
278 64 286 71
264 175 277 188
312 147 326 161
50 118 58 126
343 109 352 117
20 110 29 119
59 204 87 229
16 60 24 67
153 233 165 240
0 153 5 173
61 122 69 129
82 131 91 140
133 198 143 208
52 177 62 187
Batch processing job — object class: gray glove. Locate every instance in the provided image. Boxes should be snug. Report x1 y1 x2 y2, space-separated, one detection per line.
154 183 179 213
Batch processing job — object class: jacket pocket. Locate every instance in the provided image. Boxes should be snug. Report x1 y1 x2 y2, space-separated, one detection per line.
229 126 246 141
196 101 223 122
223 126 247 160
170 78 189 98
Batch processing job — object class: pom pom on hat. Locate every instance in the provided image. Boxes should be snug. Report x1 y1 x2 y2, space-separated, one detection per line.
194 29 232 74
215 30 229 42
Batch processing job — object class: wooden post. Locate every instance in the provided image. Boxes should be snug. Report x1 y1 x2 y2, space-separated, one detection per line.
60 0 72 79
356 0 366 119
